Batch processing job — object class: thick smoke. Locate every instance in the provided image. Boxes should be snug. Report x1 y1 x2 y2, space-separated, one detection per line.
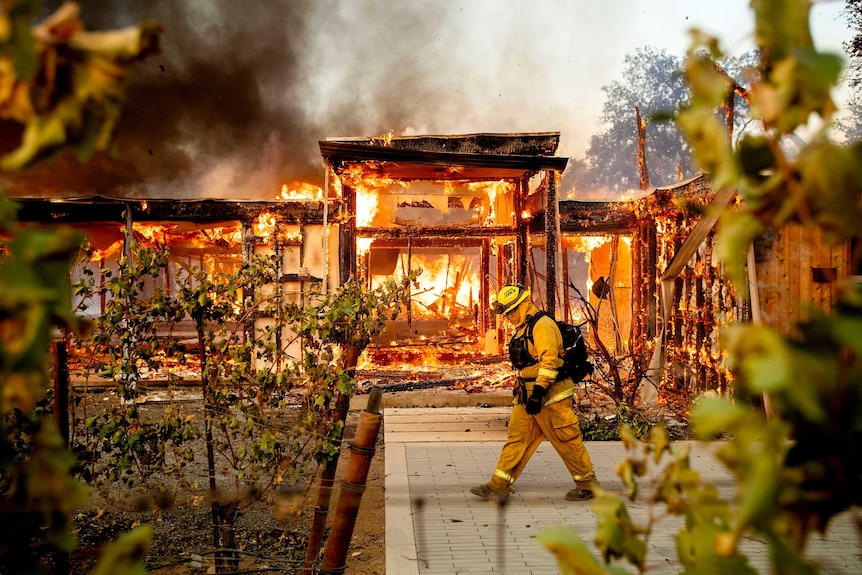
3 1 323 199
2 1 572 200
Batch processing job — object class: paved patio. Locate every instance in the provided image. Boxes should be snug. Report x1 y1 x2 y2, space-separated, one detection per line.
383 406 862 574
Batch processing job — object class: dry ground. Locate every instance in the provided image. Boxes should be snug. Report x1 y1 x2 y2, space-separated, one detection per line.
66 373 690 575
70 407 386 575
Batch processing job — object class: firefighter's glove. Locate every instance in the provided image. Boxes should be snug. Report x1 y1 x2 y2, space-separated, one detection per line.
525 385 547 415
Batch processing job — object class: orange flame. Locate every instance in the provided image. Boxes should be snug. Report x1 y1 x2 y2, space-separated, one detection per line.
280 182 324 201
357 237 373 257
377 252 480 319
253 212 277 238
356 190 380 228
134 223 174 244
90 240 123 262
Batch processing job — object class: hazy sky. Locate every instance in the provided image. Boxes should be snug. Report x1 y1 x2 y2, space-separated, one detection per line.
4 0 853 199
296 0 849 159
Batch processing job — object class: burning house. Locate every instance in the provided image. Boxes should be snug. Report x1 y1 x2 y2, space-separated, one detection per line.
318 132 569 364
7 131 855 402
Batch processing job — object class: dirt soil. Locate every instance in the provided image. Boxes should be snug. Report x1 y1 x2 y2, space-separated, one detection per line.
70 407 386 575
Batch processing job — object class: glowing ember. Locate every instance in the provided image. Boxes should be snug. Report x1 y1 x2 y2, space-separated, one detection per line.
337 163 406 228
202 226 243 246
617 188 650 201
374 252 480 319
466 180 512 225
281 230 303 243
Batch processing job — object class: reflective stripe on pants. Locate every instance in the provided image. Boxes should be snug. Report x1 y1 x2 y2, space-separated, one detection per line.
488 399 596 491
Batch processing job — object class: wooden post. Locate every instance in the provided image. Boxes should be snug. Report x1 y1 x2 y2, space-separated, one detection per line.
303 344 361 573
516 176 528 286
631 226 643 355
545 171 558 315
561 239 571 323
339 185 357 284
636 106 650 190
318 387 384 575
481 238 490 336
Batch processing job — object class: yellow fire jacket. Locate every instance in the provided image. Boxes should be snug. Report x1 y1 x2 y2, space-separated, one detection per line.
508 302 575 406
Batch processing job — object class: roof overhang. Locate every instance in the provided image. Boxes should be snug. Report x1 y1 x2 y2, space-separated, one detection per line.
319 140 568 181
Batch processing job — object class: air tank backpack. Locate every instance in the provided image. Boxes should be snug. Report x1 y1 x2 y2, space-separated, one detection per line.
508 311 594 382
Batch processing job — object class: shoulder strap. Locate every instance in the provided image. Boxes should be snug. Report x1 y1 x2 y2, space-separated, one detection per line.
524 310 552 343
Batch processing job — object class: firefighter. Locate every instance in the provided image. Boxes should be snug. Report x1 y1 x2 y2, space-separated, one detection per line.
470 284 598 501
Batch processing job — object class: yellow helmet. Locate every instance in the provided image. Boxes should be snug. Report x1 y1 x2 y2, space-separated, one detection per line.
492 285 530 315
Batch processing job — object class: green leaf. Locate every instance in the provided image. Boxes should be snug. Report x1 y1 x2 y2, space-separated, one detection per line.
759 51 840 133
592 492 647 568
767 536 820 575
796 140 862 242
5 0 41 79
734 326 792 394
685 51 730 108
832 315 862 354
649 425 671 464
677 527 759 575
677 107 738 189
1 97 83 169
614 459 638 498
752 0 813 64
735 135 775 180
691 397 746 439
90 525 153 575
714 211 764 292
537 526 619 575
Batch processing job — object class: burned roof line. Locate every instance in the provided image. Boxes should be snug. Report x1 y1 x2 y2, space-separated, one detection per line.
319 141 568 175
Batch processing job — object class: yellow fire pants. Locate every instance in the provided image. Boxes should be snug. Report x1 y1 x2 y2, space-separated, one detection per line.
488 399 597 492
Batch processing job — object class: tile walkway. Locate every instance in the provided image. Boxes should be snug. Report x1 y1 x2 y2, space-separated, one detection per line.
383 407 862 575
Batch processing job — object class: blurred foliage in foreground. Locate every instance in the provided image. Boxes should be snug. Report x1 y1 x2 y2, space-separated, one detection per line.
541 0 862 573
1 1 161 573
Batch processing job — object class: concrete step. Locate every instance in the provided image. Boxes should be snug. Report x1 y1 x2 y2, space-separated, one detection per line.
383 406 511 443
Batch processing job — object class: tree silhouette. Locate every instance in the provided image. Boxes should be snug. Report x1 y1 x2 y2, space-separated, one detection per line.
568 46 755 195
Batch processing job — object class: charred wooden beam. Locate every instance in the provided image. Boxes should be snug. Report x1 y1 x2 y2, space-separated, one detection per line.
646 220 658 337
516 176 528 286
13 197 334 224
481 238 490 336
631 225 644 353
356 225 518 239
545 172 558 314
341 187 357 281
637 106 650 190
553 200 639 233
366 237 486 249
